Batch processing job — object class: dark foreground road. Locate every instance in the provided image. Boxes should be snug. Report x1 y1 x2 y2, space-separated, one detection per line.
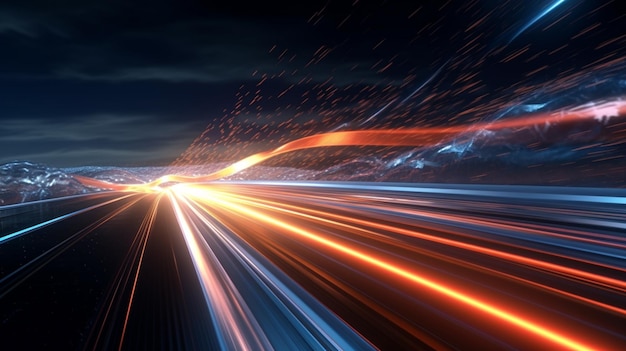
1 182 624 350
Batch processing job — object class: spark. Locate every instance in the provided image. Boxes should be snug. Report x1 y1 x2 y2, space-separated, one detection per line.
399 59 450 105
357 59 449 128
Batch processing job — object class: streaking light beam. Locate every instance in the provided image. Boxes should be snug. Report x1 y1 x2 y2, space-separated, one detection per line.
508 0 568 44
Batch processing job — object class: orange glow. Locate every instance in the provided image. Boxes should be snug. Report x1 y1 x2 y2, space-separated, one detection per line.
215 188 626 316
74 98 626 190
204 188 626 300
180 185 598 351
64 96 626 349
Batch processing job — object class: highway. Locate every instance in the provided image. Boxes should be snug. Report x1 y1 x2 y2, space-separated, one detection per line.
1 182 625 350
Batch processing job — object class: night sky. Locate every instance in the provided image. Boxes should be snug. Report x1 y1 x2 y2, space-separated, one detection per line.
0 0 624 167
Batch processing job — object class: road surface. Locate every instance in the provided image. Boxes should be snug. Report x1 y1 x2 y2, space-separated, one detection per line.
1 182 624 350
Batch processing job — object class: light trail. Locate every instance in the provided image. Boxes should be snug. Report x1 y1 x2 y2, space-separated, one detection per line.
0 193 146 299
75 97 626 191
176 183 619 351
193 187 626 307
118 194 162 351
399 58 451 105
0 193 136 244
2 1 624 349
170 191 272 351
508 0 568 44
170 190 376 350
353 59 450 129
5 99 626 349
1 183 625 349
42 96 626 347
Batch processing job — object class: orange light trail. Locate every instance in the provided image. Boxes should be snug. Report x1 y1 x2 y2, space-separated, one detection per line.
59 99 626 349
216 188 626 288
178 184 602 351
74 98 626 191
198 187 626 315
4 181 624 349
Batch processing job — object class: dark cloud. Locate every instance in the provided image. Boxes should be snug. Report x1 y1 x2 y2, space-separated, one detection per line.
0 6 69 38
1 0 623 168
0 1 423 84
0 114 199 166
52 19 280 83
0 2 329 83
0 1 395 167
0 11 39 37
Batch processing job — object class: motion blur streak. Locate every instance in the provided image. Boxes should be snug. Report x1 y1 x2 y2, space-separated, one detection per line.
177 184 593 351
118 194 162 351
186 188 626 316
75 98 626 190
170 191 270 351
169 189 377 350
508 0 568 44
178 182 624 349
0 194 135 244
1 183 625 349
